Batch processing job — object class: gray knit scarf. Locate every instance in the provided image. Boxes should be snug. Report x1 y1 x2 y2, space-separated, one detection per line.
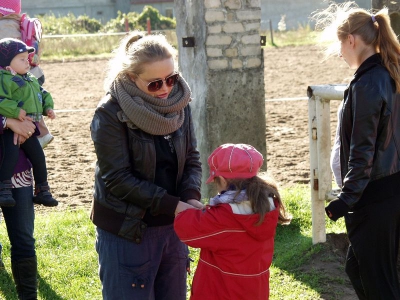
109 74 192 135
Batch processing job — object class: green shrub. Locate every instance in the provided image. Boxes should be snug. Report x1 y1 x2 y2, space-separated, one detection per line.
75 15 103 33
40 13 97 35
137 5 176 30
40 6 175 35
102 11 143 33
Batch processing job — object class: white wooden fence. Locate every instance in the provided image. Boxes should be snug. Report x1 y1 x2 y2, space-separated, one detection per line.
307 84 346 244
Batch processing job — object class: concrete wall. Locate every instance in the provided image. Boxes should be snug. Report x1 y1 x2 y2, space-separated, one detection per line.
261 0 372 31
176 0 266 198
21 0 174 23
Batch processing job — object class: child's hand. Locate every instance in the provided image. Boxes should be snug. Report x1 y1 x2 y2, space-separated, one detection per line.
46 109 56 120
18 109 26 121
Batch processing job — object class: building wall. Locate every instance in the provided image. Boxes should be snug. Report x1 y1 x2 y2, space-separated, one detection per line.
21 0 116 23
21 0 174 23
21 0 371 29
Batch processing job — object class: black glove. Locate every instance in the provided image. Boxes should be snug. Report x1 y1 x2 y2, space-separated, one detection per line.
325 198 349 221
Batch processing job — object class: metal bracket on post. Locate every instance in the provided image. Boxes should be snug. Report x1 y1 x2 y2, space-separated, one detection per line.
313 168 319 191
182 37 195 47
260 35 266 46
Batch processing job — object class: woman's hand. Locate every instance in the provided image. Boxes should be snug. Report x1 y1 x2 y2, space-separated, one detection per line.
175 199 205 216
6 117 35 145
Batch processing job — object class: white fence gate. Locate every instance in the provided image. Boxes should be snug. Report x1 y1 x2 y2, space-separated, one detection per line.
307 84 346 244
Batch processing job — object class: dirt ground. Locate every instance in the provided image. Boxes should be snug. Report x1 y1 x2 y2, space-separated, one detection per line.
39 45 357 299
41 44 354 211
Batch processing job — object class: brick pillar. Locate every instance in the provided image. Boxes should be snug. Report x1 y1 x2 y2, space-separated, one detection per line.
175 0 266 198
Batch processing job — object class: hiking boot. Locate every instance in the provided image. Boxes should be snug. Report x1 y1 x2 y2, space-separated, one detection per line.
0 180 16 207
33 182 58 207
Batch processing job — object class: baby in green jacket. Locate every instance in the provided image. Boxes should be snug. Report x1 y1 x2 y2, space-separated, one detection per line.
0 38 58 207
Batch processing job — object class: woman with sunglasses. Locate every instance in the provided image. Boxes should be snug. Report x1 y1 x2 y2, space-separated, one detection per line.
90 32 203 300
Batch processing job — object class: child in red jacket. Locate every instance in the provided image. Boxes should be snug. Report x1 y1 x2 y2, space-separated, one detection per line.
174 143 291 300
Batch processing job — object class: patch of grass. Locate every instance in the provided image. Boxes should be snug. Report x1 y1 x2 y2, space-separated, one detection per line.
0 184 347 299
40 35 124 60
40 30 178 62
270 185 347 299
0 209 101 300
262 24 320 48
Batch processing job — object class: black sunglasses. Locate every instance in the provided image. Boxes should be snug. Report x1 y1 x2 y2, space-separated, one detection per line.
136 73 179 92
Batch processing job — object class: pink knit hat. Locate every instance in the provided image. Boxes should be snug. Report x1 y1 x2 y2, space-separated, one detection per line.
0 0 21 16
206 143 264 184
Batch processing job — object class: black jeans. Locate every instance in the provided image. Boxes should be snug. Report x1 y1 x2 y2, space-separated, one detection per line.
1 186 36 261
344 172 400 300
0 130 47 184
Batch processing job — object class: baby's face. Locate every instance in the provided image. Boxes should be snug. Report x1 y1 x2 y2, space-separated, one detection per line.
9 52 30 75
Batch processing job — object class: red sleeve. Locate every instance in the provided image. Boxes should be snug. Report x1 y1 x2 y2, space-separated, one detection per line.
174 205 239 251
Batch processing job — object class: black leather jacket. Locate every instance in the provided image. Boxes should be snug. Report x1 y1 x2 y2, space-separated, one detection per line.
339 54 400 208
90 95 202 243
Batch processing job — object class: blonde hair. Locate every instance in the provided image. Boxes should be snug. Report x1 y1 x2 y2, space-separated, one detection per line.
214 174 291 226
313 1 400 91
103 31 178 91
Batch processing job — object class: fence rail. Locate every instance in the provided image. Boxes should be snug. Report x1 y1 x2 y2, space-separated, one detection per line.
42 32 128 39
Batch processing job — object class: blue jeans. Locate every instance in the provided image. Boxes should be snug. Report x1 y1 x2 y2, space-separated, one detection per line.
96 225 188 300
1 186 36 261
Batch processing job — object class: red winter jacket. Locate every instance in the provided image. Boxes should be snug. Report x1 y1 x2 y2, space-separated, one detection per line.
174 202 279 300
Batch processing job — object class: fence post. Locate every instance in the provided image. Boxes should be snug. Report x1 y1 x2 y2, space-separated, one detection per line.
307 84 346 244
269 19 274 45
147 18 151 34
125 18 129 32
308 93 326 244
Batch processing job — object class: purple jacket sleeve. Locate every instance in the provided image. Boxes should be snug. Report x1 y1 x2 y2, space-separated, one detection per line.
0 115 32 173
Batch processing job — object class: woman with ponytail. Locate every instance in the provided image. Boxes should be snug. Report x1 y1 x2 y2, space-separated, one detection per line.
314 2 400 299
90 31 203 299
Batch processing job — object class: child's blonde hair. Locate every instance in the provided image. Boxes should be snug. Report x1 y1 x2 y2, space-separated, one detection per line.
103 31 178 91
214 174 291 226
313 1 400 91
